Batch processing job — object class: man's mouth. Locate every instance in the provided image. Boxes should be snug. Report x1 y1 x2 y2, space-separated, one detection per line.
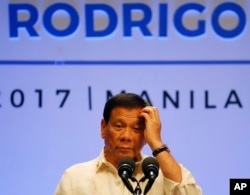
119 147 133 152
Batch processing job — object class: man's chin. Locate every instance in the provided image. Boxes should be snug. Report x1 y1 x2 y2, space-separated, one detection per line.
116 150 133 157
117 151 138 162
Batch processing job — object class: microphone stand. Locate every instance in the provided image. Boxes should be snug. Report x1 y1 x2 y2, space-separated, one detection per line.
127 175 155 195
133 184 142 195
125 175 152 195
131 177 142 195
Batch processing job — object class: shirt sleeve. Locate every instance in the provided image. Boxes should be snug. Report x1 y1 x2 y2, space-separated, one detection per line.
164 165 202 195
54 171 73 195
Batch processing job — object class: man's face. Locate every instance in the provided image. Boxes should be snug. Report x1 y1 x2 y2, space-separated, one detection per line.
101 107 145 167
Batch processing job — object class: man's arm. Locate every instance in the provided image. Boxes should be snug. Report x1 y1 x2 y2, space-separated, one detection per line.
139 106 182 182
139 106 202 194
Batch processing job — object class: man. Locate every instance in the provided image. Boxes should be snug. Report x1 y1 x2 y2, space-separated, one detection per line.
55 93 202 194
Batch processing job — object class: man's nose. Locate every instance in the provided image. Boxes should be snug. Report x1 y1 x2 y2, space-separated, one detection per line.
120 128 133 141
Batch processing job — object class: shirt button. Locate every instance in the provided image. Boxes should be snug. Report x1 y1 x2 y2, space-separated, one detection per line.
116 179 121 185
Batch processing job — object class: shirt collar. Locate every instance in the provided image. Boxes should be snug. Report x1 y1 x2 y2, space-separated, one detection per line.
96 148 147 172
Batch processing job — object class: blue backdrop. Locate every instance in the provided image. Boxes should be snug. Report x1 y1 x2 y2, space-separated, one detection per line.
1 1 250 194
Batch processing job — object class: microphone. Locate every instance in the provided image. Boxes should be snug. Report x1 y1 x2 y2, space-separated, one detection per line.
118 157 135 194
142 157 159 195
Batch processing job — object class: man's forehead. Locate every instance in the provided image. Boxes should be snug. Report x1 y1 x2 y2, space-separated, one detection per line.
112 106 141 113
110 107 142 119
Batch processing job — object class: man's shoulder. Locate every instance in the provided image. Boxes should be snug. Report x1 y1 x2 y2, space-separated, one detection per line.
65 157 98 174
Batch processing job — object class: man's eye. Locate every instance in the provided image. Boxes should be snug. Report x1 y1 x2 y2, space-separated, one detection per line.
133 126 141 131
114 124 123 129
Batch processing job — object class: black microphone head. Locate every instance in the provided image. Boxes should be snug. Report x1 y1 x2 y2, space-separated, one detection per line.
118 157 135 178
142 157 159 179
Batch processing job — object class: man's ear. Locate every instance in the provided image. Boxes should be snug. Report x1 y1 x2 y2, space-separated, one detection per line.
100 119 106 139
